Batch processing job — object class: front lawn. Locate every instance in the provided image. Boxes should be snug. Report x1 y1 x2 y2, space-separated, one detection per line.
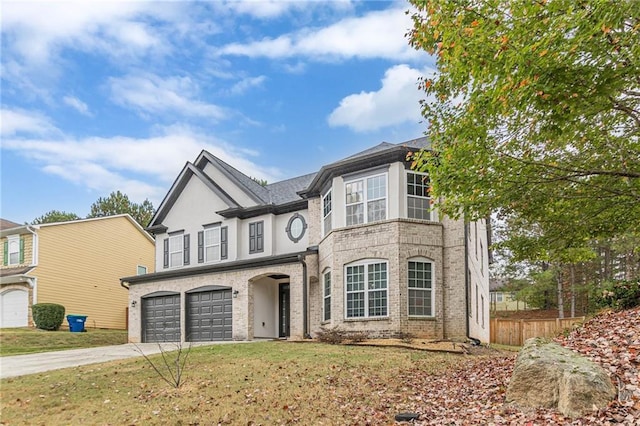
0 341 479 425
0 328 128 356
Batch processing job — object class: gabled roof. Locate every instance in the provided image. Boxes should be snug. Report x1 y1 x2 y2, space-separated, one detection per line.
0 219 22 230
148 136 429 227
299 137 430 198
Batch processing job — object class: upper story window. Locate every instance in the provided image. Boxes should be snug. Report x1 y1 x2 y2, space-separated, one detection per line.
408 259 434 317
137 265 147 275
4 235 23 266
286 213 307 243
345 173 387 226
198 225 228 263
322 190 332 235
249 221 264 254
345 260 388 319
164 233 189 268
407 172 431 220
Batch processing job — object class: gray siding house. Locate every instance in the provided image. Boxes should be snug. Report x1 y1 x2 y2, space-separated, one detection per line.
122 137 490 343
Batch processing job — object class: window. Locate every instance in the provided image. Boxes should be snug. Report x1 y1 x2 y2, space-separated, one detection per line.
6 236 22 266
408 260 434 316
249 221 264 254
480 241 484 276
475 284 479 324
481 295 485 328
137 265 147 275
204 227 221 262
323 270 331 321
407 172 431 220
286 213 307 243
496 293 503 302
163 233 189 268
322 190 332 235
345 173 387 226
345 260 388 318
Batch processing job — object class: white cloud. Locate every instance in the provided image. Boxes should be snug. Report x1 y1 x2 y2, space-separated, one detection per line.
218 6 420 62
2 120 283 205
1 2 175 65
108 73 228 120
0 108 61 137
222 0 353 19
327 64 436 132
63 96 91 116
229 75 267 95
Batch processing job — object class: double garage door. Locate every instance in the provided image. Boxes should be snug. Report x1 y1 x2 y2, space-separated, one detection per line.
142 288 232 343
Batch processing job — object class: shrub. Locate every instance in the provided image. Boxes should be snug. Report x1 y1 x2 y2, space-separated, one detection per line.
596 280 640 310
32 303 65 330
397 331 415 344
316 326 347 344
347 331 369 343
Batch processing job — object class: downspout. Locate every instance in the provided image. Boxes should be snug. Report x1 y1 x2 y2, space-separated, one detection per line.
297 254 310 339
121 281 129 290
25 226 38 304
464 222 470 339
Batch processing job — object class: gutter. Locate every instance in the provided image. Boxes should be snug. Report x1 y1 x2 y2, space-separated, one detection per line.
297 246 318 339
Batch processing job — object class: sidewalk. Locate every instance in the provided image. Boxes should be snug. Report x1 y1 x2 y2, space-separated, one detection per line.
0 341 248 379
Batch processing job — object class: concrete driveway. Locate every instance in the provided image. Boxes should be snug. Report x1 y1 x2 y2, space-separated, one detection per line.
0 341 251 379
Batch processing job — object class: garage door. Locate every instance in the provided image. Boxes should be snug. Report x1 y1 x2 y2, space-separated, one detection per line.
0 289 29 328
142 293 180 342
186 288 232 342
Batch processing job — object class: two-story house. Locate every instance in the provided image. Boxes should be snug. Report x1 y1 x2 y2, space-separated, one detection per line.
121 137 490 343
0 215 155 329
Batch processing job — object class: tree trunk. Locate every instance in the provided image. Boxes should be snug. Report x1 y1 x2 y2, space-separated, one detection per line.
570 265 576 318
556 266 565 319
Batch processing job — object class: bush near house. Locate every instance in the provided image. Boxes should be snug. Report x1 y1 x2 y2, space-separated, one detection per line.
32 303 65 331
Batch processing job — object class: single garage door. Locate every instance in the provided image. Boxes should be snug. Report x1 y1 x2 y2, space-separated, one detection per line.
0 289 29 328
142 293 180 342
186 287 232 342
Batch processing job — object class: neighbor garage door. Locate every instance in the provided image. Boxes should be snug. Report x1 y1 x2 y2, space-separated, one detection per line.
0 289 29 328
142 293 180 342
186 288 232 342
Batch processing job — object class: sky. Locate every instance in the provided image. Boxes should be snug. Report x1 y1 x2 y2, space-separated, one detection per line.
1 0 437 225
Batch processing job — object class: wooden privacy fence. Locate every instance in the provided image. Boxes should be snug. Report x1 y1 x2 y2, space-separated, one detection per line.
490 316 586 346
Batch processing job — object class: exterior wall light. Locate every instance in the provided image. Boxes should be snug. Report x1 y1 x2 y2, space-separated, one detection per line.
131 300 137 308
233 290 239 298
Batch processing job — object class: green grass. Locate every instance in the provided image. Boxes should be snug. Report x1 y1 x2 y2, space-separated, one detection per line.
0 328 128 356
0 341 492 425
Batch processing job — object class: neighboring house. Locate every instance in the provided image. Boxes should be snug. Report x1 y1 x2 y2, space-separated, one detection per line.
122 137 491 343
489 278 527 312
0 215 155 329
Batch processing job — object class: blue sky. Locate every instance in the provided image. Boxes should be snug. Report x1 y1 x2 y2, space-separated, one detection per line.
1 0 437 224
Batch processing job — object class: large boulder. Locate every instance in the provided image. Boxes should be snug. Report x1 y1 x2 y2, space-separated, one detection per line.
506 337 616 418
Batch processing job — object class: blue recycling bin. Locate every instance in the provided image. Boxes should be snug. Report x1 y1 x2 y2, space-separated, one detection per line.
67 315 87 332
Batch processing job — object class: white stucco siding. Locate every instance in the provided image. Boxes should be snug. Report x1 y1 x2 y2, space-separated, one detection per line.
155 177 233 271
274 210 309 255
202 162 260 207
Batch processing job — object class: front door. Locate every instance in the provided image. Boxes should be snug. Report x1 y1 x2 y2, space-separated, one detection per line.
279 283 290 338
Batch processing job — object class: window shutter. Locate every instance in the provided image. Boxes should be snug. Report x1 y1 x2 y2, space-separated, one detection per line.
249 223 256 253
197 231 204 263
256 221 264 252
163 238 169 268
19 238 24 263
220 226 228 259
183 234 190 265
3 241 7 266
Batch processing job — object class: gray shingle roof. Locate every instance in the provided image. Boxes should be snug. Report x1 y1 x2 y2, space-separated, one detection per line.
0 219 23 230
265 173 317 205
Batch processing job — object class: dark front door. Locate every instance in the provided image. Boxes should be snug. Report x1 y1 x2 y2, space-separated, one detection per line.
279 283 290 338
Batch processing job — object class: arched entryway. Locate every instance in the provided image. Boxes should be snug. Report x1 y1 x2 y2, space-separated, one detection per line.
250 273 290 339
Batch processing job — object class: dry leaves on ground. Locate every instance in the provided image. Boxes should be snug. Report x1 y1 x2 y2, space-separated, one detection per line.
397 307 640 425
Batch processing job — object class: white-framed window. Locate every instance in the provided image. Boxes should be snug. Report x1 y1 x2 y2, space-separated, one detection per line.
408 259 434 317
345 173 387 226
406 172 431 220
137 265 147 275
323 270 331 321
496 293 503 302
345 260 388 318
169 235 183 268
322 190 332 235
7 235 21 266
204 226 221 262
